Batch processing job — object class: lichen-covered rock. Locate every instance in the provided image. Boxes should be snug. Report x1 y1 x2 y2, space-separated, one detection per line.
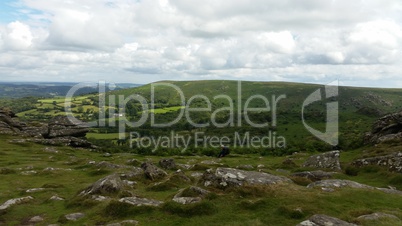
307 179 373 189
80 174 124 196
303 151 341 171
172 186 210 205
297 214 357 226
201 167 292 188
141 162 167 181
159 158 177 170
365 111 402 144
352 152 402 172
307 179 402 196
47 116 89 138
119 197 163 207
291 170 335 181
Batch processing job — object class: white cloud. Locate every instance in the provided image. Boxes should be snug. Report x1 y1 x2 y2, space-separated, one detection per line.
0 0 401 87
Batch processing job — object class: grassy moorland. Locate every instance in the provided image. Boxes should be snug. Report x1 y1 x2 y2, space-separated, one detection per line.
6 80 402 154
1 135 402 225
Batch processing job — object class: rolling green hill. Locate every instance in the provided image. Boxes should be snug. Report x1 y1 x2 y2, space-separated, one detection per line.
9 80 402 153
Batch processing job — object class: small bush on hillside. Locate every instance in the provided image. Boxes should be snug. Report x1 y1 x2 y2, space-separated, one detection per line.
345 165 359 176
162 200 217 217
104 201 155 218
290 176 313 186
276 205 306 219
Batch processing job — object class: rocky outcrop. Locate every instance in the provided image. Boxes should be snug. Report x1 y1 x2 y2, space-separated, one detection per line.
302 151 341 171
351 152 402 172
297 214 357 226
172 186 210 205
159 158 177 170
80 174 124 196
141 162 168 181
201 167 292 188
0 108 25 134
365 111 402 144
291 170 335 181
0 108 93 148
47 116 89 138
119 197 163 207
307 179 402 196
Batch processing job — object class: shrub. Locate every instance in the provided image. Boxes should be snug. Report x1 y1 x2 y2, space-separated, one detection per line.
162 200 217 217
345 165 359 176
0 168 16 174
104 201 155 218
290 176 313 186
276 206 306 219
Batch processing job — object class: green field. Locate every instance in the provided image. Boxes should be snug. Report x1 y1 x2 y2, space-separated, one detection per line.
1 135 402 225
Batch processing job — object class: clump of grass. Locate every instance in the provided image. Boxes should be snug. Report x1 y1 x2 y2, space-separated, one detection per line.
162 200 217 217
87 169 111 176
389 174 402 190
230 185 276 198
42 183 64 188
191 164 210 171
345 165 359 176
289 176 313 186
361 165 382 173
146 181 178 192
65 196 99 209
276 205 306 219
238 199 268 210
0 168 16 174
104 200 155 218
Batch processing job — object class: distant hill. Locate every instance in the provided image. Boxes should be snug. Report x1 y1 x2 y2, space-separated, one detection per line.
0 82 142 98
7 80 402 151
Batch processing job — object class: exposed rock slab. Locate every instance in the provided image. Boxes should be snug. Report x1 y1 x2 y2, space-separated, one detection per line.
0 196 33 211
291 170 335 181
297 214 357 226
119 197 163 207
352 152 402 172
365 111 402 144
202 167 292 188
357 212 400 221
173 186 210 205
307 179 402 196
303 151 341 171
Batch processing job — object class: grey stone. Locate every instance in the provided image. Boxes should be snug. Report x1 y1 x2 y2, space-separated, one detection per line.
202 167 292 188
365 111 402 144
307 179 373 189
64 213 85 221
119 197 163 207
0 196 33 211
29 216 44 223
26 188 46 193
352 152 402 172
159 158 177 170
50 195 64 201
357 212 400 221
47 116 89 138
80 174 124 196
291 170 335 181
303 151 341 171
173 186 210 205
297 214 357 226
141 162 167 181
236 165 254 170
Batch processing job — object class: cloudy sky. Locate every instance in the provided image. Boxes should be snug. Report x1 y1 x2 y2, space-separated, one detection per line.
0 0 401 87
